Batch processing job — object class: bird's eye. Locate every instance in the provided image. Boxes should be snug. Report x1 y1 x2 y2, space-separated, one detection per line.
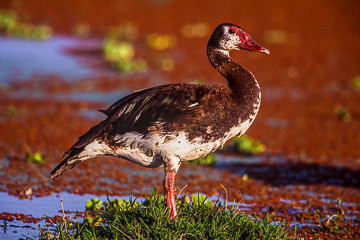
229 29 236 34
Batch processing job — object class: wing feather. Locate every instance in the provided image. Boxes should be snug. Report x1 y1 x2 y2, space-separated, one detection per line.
61 84 216 160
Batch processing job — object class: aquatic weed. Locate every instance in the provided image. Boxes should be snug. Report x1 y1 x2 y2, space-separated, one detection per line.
233 135 266 154
26 149 46 164
189 153 216 165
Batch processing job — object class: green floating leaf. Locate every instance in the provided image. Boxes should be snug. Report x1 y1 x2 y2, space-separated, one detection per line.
0 10 52 40
7 23 52 40
351 75 360 91
103 39 147 73
233 135 265 154
103 40 135 62
190 153 216 165
6 104 17 118
26 149 46 164
334 105 351 122
0 10 17 30
116 59 147 73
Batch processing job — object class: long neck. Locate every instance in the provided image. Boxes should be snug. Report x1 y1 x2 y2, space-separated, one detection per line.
206 46 261 102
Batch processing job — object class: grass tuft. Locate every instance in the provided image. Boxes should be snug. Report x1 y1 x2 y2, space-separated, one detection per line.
38 192 290 240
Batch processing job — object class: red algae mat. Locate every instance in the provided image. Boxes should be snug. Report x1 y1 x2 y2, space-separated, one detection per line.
1 0 360 239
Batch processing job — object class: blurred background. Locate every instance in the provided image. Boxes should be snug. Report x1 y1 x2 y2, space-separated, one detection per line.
0 0 359 238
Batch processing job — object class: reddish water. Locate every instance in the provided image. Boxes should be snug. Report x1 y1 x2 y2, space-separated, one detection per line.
0 0 359 239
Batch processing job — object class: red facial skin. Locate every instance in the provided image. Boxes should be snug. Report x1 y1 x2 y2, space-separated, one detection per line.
229 26 270 54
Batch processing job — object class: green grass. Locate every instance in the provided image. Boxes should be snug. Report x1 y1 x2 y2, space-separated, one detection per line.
37 192 290 240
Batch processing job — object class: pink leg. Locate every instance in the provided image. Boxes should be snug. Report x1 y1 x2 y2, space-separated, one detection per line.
163 171 177 219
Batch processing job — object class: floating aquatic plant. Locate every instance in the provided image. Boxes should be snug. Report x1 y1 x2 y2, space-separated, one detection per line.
146 33 176 51
103 24 147 74
351 75 360 91
189 153 216 165
6 104 17 118
103 39 147 73
26 149 46 164
334 105 351 122
0 10 52 40
0 10 17 30
233 135 266 154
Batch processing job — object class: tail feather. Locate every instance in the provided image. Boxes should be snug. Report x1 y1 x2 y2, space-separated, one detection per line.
50 156 81 179
51 120 107 179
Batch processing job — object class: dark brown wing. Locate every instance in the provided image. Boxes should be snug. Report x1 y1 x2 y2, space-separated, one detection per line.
57 84 213 160
105 84 214 135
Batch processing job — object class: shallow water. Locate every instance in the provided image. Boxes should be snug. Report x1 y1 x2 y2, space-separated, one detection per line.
0 191 132 239
0 36 96 84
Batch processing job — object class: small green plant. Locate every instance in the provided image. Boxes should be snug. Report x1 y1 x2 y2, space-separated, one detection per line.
38 192 291 239
351 75 360 91
104 198 140 211
191 194 213 207
334 105 351 122
233 135 266 154
6 104 17 118
146 33 176 51
7 23 52 40
85 198 103 211
25 149 46 164
190 153 216 165
315 201 345 234
103 39 147 73
0 10 52 40
0 10 17 30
